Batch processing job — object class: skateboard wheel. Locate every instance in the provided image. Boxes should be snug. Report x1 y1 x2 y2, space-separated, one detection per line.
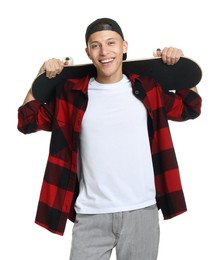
62 56 74 65
153 48 161 57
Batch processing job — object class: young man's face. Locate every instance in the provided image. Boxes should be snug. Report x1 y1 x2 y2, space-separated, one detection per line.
86 30 128 84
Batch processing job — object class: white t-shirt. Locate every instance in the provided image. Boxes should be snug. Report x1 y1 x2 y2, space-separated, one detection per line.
75 75 156 214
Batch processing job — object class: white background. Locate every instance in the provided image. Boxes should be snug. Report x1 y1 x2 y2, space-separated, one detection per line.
1 0 221 259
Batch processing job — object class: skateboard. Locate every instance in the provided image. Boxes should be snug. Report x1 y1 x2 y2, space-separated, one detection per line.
31 57 202 103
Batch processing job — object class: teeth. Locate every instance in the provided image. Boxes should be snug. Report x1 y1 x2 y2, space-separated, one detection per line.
101 58 113 64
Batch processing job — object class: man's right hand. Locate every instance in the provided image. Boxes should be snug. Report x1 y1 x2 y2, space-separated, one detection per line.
38 58 64 78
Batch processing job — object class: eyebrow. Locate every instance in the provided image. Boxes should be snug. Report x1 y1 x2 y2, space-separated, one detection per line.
89 37 116 45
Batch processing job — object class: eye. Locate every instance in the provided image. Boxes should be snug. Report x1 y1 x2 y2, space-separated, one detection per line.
91 43 99 49
108 41 115 46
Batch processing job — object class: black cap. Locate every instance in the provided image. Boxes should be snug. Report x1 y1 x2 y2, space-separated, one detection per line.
85 18 127 60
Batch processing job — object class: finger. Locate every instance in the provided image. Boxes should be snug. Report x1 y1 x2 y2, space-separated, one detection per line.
170 48 184 65
166 47 176 65
161 47 169 63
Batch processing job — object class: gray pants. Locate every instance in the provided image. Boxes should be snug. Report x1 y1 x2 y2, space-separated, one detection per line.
69 205 160 260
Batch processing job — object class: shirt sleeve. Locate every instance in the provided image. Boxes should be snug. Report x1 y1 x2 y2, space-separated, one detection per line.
17 99 55 134
162 89 202 121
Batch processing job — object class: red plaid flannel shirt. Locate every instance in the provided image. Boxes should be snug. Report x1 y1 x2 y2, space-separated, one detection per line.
17 73 202 235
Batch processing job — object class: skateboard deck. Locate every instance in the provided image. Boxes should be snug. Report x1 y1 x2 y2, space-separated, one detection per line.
32 57 202 103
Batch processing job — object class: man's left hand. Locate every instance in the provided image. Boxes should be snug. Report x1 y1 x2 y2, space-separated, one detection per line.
156 47 184 65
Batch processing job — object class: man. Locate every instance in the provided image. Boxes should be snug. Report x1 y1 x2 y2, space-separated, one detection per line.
18 18 202 260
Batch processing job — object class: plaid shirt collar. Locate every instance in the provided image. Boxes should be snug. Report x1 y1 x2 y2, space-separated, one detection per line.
67 67 140 94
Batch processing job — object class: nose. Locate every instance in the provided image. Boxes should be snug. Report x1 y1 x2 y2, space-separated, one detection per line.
100 44 109 56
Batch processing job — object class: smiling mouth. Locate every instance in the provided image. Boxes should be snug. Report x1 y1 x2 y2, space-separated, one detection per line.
100 58 114 64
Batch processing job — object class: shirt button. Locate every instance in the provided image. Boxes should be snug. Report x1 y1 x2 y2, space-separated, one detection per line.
134 90 140 95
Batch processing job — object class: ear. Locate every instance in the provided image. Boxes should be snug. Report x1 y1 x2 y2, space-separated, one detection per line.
85 48 92 60
123 40 128 54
